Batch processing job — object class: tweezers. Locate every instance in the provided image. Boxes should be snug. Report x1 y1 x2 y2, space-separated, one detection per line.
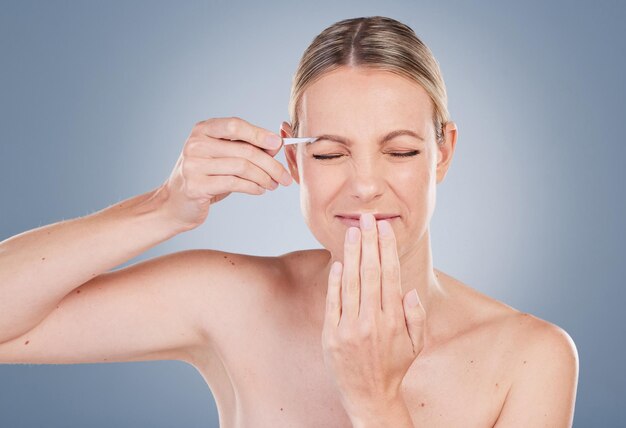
282 137 319 145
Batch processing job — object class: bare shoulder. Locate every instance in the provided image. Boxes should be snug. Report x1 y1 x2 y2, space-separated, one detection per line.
435 269 577 358
148 247 281 292
492 312 579 426
177 247 319 315
184 247 287 299
505 310 579 378
188 247 323 325
168 248 286 334
437 269 579 423
439 277 580 426
500 309 578 386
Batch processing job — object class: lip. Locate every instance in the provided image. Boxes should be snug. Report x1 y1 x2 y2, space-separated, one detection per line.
336 213 399 220
336 215 399 227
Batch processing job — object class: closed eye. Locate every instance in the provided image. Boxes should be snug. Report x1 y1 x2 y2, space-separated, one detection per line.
312 151 420 160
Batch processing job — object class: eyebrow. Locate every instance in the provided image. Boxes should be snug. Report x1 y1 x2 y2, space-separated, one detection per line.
305 129 425 146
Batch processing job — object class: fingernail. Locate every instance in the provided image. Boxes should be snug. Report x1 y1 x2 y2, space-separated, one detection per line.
348 227 359 243
265 134 282 148
377 220 392 236
361 213 375 230
280 170 292 185
407 289 420 308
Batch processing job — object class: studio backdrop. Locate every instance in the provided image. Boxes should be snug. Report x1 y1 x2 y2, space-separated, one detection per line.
1 1 624 427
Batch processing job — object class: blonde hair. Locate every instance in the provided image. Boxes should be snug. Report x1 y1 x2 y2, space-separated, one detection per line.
288 16 450 145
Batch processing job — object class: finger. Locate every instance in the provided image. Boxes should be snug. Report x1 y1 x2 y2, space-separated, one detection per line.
359 213 381 320
341 227 361 321
403 289 426 356
377 219 403 318
190 173 267 197
184 135 292 186
183 156 279 191
195 116 283 151
324 261 343 328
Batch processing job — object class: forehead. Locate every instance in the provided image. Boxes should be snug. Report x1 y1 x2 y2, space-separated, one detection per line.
299 67 434 136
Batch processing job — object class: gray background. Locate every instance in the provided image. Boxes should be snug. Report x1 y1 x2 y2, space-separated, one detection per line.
1 0 624 427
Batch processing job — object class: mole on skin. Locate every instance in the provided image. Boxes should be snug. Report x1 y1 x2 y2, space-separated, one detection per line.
223 255 235 266
24 340 29 345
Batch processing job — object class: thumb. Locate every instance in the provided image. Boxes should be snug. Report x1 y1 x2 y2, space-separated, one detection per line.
264 134 283 157
403 289 426 356
265 122 291 157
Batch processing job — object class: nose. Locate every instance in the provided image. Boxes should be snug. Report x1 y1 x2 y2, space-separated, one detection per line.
346 155 386 203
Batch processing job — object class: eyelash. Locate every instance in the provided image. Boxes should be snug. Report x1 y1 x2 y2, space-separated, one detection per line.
312 151 420 160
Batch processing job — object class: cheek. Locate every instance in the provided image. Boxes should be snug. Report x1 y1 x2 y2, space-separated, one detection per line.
297 162 345 257
394 165 431 197
298 160 337 227
299 158 342 198
392 164 436 231
407 150 438 200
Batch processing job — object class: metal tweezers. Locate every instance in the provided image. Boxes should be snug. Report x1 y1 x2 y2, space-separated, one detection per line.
282 137 319 146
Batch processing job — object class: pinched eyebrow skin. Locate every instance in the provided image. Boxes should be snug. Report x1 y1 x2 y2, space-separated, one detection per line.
305 129 425 147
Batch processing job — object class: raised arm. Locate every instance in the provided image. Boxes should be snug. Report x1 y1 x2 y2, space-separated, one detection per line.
0 116 292 364
0 188 182 344
0 247 252 365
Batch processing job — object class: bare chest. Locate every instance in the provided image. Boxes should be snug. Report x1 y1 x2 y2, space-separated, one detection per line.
191 307 511 428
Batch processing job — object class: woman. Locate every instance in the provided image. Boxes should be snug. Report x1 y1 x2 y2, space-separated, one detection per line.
0 16 578 427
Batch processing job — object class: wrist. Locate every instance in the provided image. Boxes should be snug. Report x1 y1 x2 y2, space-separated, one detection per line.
145 185 197 234
111 186 190 237
349 393 413 428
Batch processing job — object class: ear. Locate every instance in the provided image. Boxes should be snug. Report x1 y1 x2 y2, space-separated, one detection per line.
436 121 458 184
280 121 301 185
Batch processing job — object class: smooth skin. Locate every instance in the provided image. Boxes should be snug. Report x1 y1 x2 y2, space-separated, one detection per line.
0 66 578 427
